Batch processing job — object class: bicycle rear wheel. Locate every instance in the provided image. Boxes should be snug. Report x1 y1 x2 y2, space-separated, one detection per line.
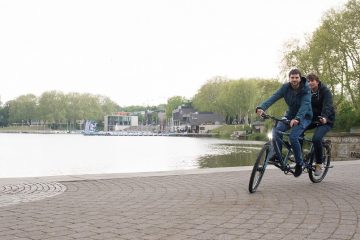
249 143 270 193
308 140 331 183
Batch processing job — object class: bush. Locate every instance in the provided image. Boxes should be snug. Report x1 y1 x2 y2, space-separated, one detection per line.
333 102 360 131
210 124 249 138
246 132 266 141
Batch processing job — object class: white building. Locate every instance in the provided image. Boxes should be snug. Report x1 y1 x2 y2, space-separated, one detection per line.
104 113 138 131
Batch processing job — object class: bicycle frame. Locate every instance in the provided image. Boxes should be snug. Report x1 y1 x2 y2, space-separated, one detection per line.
263 115 313 175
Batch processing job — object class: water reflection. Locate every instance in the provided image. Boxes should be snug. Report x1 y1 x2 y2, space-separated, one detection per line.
197 144 262 168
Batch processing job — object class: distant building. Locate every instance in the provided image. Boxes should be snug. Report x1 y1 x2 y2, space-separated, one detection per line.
189 112 225 133
172 105 195 127
158 111 166 131
104 112 138 131
189 112 225 125
172 105 225 133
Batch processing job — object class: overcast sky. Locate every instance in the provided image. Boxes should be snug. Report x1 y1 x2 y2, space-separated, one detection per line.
0 0 347 106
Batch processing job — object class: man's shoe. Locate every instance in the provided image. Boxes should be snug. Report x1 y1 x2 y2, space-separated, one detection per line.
294 164 303 177
314 164 322 176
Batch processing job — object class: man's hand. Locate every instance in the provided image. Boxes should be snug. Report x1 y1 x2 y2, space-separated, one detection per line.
319 116 327 124
256 109 265 117
290 119 299 127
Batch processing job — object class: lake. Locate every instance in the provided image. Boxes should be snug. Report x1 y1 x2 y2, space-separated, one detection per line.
0 133 264 178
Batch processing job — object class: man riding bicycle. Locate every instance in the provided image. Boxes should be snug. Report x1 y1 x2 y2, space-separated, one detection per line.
304 73 335 176
256 69 313 177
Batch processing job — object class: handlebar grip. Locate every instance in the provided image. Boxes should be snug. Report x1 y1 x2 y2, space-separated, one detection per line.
261 113 270 120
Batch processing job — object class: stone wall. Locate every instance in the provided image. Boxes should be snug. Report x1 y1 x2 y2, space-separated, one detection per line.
326 133 360 161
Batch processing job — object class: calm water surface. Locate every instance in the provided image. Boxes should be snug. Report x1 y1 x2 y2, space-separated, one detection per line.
0 133 264 178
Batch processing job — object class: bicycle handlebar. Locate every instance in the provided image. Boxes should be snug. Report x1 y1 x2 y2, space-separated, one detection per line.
261 113 323 126
261 114 290 125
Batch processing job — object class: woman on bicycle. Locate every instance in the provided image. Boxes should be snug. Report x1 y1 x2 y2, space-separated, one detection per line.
305 73 335 176
256 69 313 177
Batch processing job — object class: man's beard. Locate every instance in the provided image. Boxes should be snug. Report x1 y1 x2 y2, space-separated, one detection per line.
291 82 300 89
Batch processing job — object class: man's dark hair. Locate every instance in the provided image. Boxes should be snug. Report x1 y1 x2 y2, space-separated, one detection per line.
306 73 319 82
288 69 302 77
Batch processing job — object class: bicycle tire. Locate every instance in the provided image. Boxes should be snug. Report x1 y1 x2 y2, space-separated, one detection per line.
308 141 331 183
249 143 270 193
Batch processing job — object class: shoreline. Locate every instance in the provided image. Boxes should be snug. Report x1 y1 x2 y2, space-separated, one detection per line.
0 130 77 134
0 130 219 137
1 159 359 184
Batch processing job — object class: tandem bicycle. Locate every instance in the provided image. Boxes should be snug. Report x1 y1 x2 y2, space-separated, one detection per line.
248 114 332 193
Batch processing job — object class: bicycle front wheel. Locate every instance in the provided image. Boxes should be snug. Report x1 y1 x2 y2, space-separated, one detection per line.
308 141 331 183
249 143 270 193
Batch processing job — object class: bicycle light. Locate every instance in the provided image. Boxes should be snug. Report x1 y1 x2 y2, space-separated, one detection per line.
267 131 273 140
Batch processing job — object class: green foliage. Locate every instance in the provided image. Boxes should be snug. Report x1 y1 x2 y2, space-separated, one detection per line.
255 80 286 117
192 77 225 114
209 125 240 138
3 91 122 129
282 0 360 112
98 96 120 116
192 77 282 124
333 101 360 131
8 94 37 124
209 124 267 140
38 91 67 123
246 132 266 141
122 105 147 112
209 124 251 138
165 96 187 118
0 102 10 126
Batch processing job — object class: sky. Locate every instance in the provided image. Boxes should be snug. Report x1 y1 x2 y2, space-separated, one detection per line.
0 0 348 106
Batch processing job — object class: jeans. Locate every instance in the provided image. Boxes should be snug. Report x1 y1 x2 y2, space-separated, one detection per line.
306 123 332 164
273 118 311 165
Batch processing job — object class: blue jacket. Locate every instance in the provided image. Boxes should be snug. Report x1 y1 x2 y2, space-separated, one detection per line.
257 77 313 121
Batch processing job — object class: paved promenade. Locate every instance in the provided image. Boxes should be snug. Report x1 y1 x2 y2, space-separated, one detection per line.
0 161 359 240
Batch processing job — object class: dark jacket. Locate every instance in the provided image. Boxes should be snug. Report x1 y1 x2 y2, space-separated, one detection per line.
311 81 335 125
256 77 313 121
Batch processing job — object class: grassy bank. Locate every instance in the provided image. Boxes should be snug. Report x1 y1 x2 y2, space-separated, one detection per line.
210 125 266 141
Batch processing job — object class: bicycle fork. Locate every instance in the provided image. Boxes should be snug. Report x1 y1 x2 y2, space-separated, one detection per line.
268 142 295 175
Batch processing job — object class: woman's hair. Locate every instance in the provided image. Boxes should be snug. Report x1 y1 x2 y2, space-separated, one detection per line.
306 73 319 82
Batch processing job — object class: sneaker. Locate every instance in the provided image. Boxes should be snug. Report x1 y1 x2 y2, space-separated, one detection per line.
294 164 303 177
314 164 322 176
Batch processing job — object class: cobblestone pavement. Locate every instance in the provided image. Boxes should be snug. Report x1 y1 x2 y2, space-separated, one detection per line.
0 161 359 240
0 182 66 208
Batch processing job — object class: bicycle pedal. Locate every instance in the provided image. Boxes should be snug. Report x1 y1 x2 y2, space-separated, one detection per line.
285 168 295 175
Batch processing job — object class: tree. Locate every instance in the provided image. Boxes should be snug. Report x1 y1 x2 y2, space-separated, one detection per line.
0 102 10 127
98 95 121 116
8 94 38 125
192 77 225 114
282 0 360 111
38 91 67 127
255 79 285 117
165 96 186 119
79 93 103 120
64 92 83 129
